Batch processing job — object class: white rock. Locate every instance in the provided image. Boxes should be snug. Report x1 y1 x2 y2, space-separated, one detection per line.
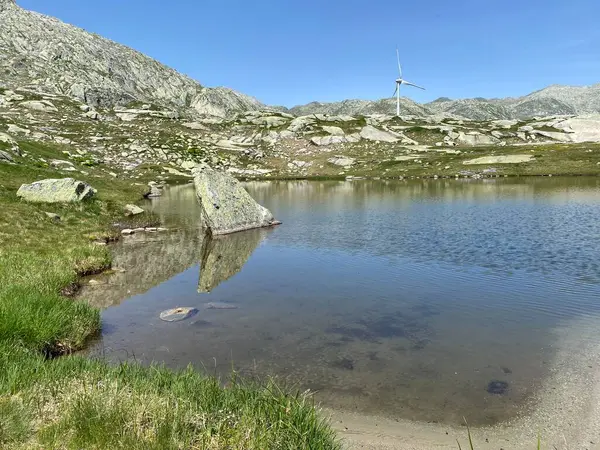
322 126 345 136
124 204 144 216
360 125 399 143
311 135 346 146
7 124 30 135
19 100 58 112
327 156 356 167
463 155 533 165
456 131 499 146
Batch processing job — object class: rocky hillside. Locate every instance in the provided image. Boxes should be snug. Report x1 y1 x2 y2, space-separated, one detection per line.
290 84 600 121
0 0 263 117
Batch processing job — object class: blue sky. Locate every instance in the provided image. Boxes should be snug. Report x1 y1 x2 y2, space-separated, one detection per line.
19 0 600 107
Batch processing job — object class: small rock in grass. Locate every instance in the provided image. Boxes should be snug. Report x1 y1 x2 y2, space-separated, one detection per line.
157 227 169 232
124 204 144 216
145 227 157 232
133 227 145 233
121 229 134 235
44 212 61 221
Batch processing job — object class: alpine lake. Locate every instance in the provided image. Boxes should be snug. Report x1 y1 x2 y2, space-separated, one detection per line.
81 177 600 426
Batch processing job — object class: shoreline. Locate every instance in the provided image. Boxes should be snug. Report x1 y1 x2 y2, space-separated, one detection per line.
239 172 600 182
325 315 600 449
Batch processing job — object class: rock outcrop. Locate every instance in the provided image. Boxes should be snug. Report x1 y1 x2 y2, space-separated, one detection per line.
0 1 263 117
193 166 279 235
17 178 96 203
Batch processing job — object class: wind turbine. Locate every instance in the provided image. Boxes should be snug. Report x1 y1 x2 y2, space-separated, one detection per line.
393 48 425 117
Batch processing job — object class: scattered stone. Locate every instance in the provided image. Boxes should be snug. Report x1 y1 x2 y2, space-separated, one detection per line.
146 183 163 198
327 156 356 168
311 135 346 146
0 150 14 162
456 131 499 146
532 130 572 142
84 110 100 120
204 302 238 310
50 159 75 169
182 122 208 130
145 227 157 232
7 124 30 135
463 155 533 165
192 165 279 235
44 212 61 221
19 100 58 112
322 125 345 136
17 178 96 203
159 307 199 322
124 204 144 216
121 229 134 235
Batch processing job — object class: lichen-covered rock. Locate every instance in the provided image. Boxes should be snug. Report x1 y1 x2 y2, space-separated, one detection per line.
17 178 96 203
193 166 278 235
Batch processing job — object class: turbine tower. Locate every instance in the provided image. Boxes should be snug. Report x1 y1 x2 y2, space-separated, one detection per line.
393 48 425 117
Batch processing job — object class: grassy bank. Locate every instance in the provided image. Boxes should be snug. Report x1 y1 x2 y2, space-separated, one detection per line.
0 142 340 449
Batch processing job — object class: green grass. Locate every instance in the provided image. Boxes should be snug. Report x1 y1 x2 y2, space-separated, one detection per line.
0 140 340 449
0 343 338 449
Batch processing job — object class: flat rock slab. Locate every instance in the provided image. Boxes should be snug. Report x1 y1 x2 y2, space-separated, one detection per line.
17 178 96 203
463 155 533 165
159 307 198 322
193 166 279 235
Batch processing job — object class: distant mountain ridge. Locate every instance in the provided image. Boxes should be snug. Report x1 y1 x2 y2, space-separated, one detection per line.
0 0 264 117
1 0 598 121
289 84 600 120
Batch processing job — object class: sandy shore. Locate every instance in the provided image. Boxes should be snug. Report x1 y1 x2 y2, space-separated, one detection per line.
327 316 600 449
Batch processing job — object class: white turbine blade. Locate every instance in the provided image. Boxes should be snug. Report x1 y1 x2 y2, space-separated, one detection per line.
392 83 398 98
402 80 425 90
396 48 403 77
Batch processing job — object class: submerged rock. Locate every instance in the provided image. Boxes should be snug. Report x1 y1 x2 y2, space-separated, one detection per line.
486 380 509 395
204 302 238 310
159 307 198 322
17 178 96 203
193 165 279 235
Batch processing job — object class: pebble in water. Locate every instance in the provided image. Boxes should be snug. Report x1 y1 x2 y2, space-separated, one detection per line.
486 380 509 395
204 302 238 310
159 307 198 322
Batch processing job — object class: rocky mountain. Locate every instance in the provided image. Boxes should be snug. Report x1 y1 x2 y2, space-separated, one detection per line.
289 98 431 117
290 84 600 121
0 0 263 117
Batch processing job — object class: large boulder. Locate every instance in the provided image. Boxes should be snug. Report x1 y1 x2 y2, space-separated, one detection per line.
193 166 279 235
17 178 96 203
